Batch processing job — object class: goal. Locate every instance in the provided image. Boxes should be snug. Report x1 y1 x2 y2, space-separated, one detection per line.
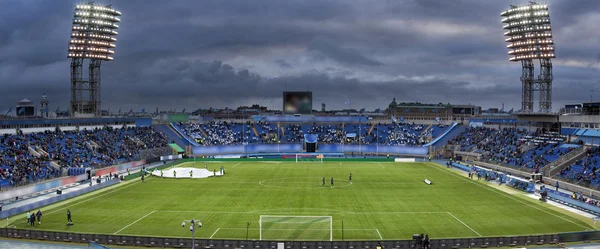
295 154 324 163
259 215 332 241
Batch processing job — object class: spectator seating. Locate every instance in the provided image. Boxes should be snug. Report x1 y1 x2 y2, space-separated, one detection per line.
559 147 600 186
0 127 169 188
177 121 444 146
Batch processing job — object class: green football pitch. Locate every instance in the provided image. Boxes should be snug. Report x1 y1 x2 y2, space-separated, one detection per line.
6 161 594 241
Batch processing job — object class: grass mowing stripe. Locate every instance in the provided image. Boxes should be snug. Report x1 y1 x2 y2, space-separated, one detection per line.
42 180 144 217
114 210 155 234
426 163 592 230
447 212 482 237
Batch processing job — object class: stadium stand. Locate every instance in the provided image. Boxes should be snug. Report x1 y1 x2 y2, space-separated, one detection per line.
452 127 579 173
558 147 600 186
176 121 449 146
0 127 169 188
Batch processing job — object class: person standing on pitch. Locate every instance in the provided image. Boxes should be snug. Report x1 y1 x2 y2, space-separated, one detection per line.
160 170 163 178
141 173 145 183
349 173 352 185
26 211 31 226
190 170 193 178
30 212 36 227
330 177 334 188
36 210 42 225
213 169 216 176
173 170 177 178
322 177 325 186
67 209 73 224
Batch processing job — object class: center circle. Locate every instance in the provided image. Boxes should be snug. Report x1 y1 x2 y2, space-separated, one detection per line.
258 177 351 189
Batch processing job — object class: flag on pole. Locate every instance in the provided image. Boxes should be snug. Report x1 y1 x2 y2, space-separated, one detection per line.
55 106 60 113
6 107 12 116
345 99 350 105
140 108 145 113
118 108 121 114
129 108 133 113
181 108 185 113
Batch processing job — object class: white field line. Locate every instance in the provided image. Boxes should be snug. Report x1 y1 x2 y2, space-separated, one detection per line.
447 212 482 237
218 228 377 231
377 162 385 168
376 229 383 239
209 228 221 239
232 163 242 168
426 163 592 230
114 210 155 234
44 180 143 217
158 210 447 215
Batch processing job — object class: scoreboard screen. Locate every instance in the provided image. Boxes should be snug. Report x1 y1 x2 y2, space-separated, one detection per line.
283 91 312 114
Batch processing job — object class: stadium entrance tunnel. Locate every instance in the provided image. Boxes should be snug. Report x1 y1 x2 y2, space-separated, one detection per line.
152 167 223 179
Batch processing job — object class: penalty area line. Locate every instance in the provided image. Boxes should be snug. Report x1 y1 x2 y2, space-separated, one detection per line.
376 229 383 239
114 210 155 235
210 228 221 239
377 162 385 168
232 163 242 168
447 212 481 237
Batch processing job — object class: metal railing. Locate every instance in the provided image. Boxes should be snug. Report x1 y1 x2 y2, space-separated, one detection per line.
0 228 567 249
545 146 587 177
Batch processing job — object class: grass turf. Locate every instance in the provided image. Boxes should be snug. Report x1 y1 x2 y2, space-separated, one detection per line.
6 161 594 241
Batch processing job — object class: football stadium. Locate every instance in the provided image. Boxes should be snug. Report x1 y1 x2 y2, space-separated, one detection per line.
2 1 600 249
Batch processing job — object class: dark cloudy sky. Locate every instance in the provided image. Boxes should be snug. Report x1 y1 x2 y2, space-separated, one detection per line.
1 0 599 113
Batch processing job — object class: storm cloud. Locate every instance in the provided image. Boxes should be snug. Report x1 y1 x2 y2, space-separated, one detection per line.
0 0 599 112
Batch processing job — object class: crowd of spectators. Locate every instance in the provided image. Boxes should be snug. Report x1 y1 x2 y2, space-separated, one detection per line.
559 147 600 185
179 122 443 146
450 127 495 152
0 127 169 188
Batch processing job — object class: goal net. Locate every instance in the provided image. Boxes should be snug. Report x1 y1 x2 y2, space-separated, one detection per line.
295 154 324 163
259 215 332 241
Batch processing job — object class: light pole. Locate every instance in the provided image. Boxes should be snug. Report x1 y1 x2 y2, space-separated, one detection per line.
182 219 202 249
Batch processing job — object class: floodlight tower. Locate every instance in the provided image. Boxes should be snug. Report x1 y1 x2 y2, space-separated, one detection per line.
501 2 555 113
68 2 121 117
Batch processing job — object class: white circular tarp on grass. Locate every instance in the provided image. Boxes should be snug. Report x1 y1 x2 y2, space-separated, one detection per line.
152 167 223 179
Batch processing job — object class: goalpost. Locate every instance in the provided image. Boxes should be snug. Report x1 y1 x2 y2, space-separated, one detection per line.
295 154 324 163
259 215 332 241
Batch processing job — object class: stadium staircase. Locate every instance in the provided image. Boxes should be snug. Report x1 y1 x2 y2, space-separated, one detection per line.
420 124 432 136
169 123 201 146
367 123 375 136
49 161 61 170
27 146 41 158
431 124 465 148
198 126 208 137
35 146 48 158
153 124 189 149
544 146 588 176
